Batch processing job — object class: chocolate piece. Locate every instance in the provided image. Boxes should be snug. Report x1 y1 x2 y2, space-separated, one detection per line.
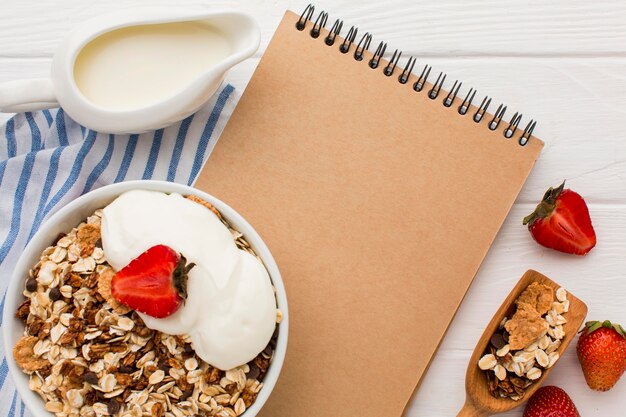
49 287 62 301
490 333 506 349
247 362 261 380
26 278 37 292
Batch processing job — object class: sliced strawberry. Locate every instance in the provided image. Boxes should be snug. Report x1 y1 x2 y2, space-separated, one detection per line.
111 244 195 318
523 181 596 255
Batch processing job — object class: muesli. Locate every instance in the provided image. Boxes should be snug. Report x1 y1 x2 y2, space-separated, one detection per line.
14 195 281 417
477 282 569 401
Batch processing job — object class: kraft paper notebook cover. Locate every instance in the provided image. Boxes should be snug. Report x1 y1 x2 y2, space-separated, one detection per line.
195 7 544 417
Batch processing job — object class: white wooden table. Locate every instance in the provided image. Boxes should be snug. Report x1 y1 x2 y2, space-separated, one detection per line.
1 0 625 415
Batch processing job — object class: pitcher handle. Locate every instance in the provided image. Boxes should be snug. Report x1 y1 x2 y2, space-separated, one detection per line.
0 78 59 113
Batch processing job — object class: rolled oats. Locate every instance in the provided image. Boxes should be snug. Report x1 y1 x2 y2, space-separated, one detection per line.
552 301 564 314
562 299 570 313
537 334 551 350
524 341 538 352
547 352 560 368
116 317 134 332
495 344 510 357
184 357 198 371
67 389 84 408
546 339 561 354
512 351 533 363
149 369 165 385
98 374 117 393
548 325 565 340
493 364 506 381
38 261 58 286
526 367 542 380
92 402 108 416
234 398 246 416
45 401 64 413
534 349 549 368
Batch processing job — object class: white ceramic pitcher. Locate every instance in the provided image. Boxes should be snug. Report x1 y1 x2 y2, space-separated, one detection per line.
0 8 259 133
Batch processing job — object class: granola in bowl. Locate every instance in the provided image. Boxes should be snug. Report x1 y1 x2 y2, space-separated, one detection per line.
13 195 282 417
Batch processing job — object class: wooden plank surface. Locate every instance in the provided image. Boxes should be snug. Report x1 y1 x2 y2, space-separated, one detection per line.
1 0 625 416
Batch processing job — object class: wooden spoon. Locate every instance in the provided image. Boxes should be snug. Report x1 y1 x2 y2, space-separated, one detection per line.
457 269 587 417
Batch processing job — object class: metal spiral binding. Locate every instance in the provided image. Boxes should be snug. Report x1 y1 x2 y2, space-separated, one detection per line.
325 19 343 46
384 49 402 76
413 65 431 92
354 33 372 61
399 57 416 84
369 42 386 69
310 11 328 38
428 72 446 99
340 26 358 54
296 4 537 146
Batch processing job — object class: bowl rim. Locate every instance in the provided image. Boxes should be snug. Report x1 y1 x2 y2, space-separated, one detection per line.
2 180 289 417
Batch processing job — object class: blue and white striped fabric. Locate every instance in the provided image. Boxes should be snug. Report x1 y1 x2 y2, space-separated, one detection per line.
0 84 236 417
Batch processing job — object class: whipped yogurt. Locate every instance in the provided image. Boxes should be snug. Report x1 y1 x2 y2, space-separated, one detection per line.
100 190 277 370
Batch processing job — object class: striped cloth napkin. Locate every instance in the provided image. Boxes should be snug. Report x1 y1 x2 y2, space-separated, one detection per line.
0 84 236 417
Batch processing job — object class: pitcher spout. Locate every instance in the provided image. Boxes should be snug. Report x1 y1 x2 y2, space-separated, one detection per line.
199 12 260 76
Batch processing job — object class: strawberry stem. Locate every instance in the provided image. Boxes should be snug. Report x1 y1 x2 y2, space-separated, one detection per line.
173 255 195 300
580 320 626 338
523 181 566 226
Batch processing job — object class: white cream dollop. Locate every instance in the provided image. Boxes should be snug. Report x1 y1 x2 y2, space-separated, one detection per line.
101 190 276 370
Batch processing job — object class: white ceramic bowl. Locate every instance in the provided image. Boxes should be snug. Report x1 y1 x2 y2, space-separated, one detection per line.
2 180 288 417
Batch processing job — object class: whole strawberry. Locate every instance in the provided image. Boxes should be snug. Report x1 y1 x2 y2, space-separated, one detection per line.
523 386 580 417
111 244 195 318
577 320 626 391
523 181 596 255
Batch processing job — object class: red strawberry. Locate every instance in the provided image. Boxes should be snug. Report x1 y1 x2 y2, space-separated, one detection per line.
523 181 596 255
576 320 626 391
111 245 195 318
523 386 580 417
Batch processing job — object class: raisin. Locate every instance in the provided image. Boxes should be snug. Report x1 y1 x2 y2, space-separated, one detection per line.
83 372 99 385
107 399 121 415
180 389 193 401
118 365 134 374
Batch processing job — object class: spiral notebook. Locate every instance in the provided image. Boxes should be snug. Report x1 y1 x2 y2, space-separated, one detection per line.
196 6 544 417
